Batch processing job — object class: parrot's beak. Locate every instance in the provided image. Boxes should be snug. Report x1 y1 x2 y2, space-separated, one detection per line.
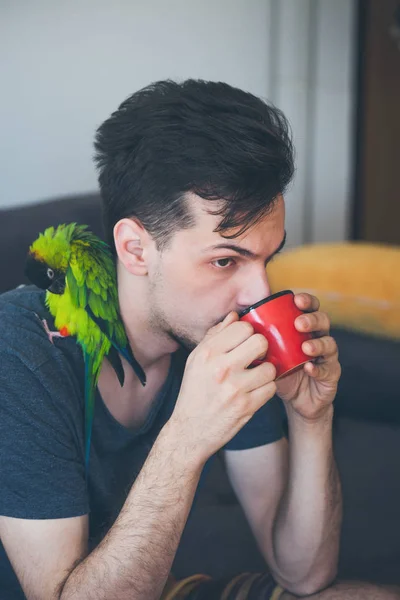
48 277 66 295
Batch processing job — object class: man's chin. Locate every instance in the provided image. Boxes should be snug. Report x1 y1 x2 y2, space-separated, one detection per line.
167 318 226 352
168 330 198 353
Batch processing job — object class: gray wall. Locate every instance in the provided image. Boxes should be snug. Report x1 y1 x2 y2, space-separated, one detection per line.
0 0 356 246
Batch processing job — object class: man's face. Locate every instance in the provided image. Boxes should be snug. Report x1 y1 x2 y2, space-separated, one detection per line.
146 194 286 350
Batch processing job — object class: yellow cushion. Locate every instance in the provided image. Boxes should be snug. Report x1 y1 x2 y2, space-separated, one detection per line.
267 242 400 340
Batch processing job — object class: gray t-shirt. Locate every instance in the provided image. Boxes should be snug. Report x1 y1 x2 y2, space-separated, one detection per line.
0 286 284 598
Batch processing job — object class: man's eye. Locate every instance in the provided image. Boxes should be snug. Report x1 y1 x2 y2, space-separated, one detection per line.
212 258 235 269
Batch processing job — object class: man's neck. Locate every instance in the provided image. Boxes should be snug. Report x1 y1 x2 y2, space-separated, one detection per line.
98 353 172 430
96 265 178 429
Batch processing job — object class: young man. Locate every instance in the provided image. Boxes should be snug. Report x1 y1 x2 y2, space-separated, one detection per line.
0 79 395 600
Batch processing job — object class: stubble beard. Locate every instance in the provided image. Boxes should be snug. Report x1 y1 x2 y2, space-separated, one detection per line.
149 300 199 352
147 269 199 353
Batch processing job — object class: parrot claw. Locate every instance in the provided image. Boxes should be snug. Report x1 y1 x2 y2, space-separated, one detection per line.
41 319 64 344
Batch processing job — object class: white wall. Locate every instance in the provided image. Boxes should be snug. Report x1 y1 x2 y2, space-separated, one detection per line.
310 0 356 243
0 0 356 246
268 0 356 246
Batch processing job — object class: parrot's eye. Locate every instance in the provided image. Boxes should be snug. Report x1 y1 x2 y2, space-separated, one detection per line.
47 268 55 279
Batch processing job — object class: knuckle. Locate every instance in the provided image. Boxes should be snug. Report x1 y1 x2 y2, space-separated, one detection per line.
213 361 231 384
254 333 268 352
299 292 311 304
269 381 277 396
321 311 331 325
196 344 213 363
303 292 318 308
328 336 338 352
254 381 277 408
305 312 316 327
307 339 317 354
224 381 242 401
311 311 321 326
260 360 276 380
322 335 336 354
205 322 219 337
319 339 328 354
240 321 254 337
310 293 320 308
268 362 277 380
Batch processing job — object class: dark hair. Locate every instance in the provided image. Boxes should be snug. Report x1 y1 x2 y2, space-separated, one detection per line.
94 79 294 252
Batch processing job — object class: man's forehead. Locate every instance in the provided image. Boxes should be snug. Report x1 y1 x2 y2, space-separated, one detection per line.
183 193 285 250
186 192 285 240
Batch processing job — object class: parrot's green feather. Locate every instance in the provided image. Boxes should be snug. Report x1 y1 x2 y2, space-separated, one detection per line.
30 223 146 471
30 223 77 271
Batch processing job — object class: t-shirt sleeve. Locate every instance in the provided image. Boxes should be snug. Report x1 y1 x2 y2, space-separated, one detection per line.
0 351 89 519
224 395 285 451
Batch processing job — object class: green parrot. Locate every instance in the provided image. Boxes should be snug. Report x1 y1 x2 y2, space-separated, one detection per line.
24 223 146 469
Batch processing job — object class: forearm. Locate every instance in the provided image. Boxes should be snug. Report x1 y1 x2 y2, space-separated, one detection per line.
273 406 342 593
60 421 202 600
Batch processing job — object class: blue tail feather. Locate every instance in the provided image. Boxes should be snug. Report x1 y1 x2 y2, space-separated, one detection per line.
84 351 98 473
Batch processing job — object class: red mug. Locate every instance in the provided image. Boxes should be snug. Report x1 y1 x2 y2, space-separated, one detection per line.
239 290 313 379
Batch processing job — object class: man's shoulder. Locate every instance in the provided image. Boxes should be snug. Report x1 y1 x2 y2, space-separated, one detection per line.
0 285 80 373
0 284 49 321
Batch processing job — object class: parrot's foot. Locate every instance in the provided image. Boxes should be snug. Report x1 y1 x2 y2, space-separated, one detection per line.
41 319 66 344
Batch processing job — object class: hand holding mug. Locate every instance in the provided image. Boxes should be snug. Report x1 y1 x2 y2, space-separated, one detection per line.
240 290 341 423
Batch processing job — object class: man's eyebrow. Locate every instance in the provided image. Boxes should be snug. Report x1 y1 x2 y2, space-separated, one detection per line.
205 230 287 262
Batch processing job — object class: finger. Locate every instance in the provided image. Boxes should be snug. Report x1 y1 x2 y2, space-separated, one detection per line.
204 318 254 355
294 293 320 313
302 336 338 359
295 310 330 336
240 360 277 391
203 311 238 343
303 356 341 383
227 333 269 369
206 311 238 337
248 381 277 411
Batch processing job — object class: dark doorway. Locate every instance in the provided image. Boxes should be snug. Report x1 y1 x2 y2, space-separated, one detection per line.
352 0 400 244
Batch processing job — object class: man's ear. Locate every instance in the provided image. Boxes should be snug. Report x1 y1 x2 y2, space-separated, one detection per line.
113 218 153 276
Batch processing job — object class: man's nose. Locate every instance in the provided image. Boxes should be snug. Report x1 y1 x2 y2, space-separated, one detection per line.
236 271 271 311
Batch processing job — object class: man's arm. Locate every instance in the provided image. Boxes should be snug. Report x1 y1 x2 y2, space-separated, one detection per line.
0 423 202 600
1 312 278 600
225 407 342 596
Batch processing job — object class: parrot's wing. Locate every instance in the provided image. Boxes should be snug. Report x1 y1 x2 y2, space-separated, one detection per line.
67 239 146 387
85 305 146 386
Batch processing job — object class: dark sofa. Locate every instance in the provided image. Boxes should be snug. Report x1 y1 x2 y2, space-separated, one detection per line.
1 193 399 585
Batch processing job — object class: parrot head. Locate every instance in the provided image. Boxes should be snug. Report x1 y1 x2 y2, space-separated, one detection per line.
25 223 77 294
